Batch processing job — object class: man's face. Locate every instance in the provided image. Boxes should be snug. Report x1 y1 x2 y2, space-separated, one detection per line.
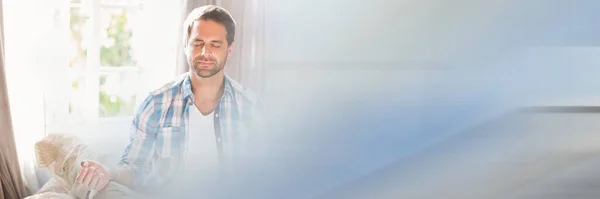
185 19 232 78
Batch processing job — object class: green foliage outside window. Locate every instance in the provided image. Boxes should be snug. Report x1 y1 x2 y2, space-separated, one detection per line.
70 8 138 117
99 10 137 117
100 11 137 67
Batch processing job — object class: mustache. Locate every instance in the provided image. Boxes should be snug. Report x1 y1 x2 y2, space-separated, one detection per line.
194 55 216 62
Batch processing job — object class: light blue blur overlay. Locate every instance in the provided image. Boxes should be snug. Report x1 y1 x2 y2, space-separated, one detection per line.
157 0 600 198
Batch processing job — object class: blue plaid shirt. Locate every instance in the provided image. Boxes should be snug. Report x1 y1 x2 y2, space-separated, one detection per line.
118 73 264 189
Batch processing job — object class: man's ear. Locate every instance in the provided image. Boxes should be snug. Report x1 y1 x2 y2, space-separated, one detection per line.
227 42 235 57
183 41 189 55
182 35 191 54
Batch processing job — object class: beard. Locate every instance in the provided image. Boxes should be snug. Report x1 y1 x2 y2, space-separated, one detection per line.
191 54 228 78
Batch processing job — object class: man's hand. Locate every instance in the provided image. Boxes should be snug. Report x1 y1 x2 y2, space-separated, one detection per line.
75 160 111 191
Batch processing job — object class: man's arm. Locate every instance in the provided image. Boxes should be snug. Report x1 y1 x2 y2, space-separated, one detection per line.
75 94 158 191
113 94 158 189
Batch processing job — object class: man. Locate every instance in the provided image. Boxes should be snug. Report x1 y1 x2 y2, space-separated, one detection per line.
74 5 264 193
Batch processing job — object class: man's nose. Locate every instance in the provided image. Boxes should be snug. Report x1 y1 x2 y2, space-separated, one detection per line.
200 46 210 56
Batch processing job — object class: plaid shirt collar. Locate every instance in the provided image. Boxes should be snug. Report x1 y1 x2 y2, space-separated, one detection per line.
181 73 236 102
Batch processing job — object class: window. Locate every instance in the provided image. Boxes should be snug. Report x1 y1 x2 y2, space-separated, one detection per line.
37 0 182 134
66 0 142 123
2 0 180 191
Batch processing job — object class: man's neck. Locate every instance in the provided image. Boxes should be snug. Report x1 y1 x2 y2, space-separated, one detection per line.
189 72 225 103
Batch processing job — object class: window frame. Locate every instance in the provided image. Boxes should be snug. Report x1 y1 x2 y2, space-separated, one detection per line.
52 0 145 132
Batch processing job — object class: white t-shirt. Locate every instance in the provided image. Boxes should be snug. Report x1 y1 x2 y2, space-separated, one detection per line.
184 104 220 180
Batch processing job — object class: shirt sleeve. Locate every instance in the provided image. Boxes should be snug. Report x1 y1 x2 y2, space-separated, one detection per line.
117 93 159 188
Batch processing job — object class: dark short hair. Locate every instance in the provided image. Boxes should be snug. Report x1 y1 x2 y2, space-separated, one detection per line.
183 5 236 46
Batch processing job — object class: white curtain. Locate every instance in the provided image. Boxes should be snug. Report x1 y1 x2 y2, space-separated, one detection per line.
176 0 266 94
221 0 266 95
3 0 65 194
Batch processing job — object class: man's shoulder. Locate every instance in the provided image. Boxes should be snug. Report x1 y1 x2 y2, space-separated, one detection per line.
136 73 187 112
150 73 188 97
225 77 265 128
226 76 262 105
